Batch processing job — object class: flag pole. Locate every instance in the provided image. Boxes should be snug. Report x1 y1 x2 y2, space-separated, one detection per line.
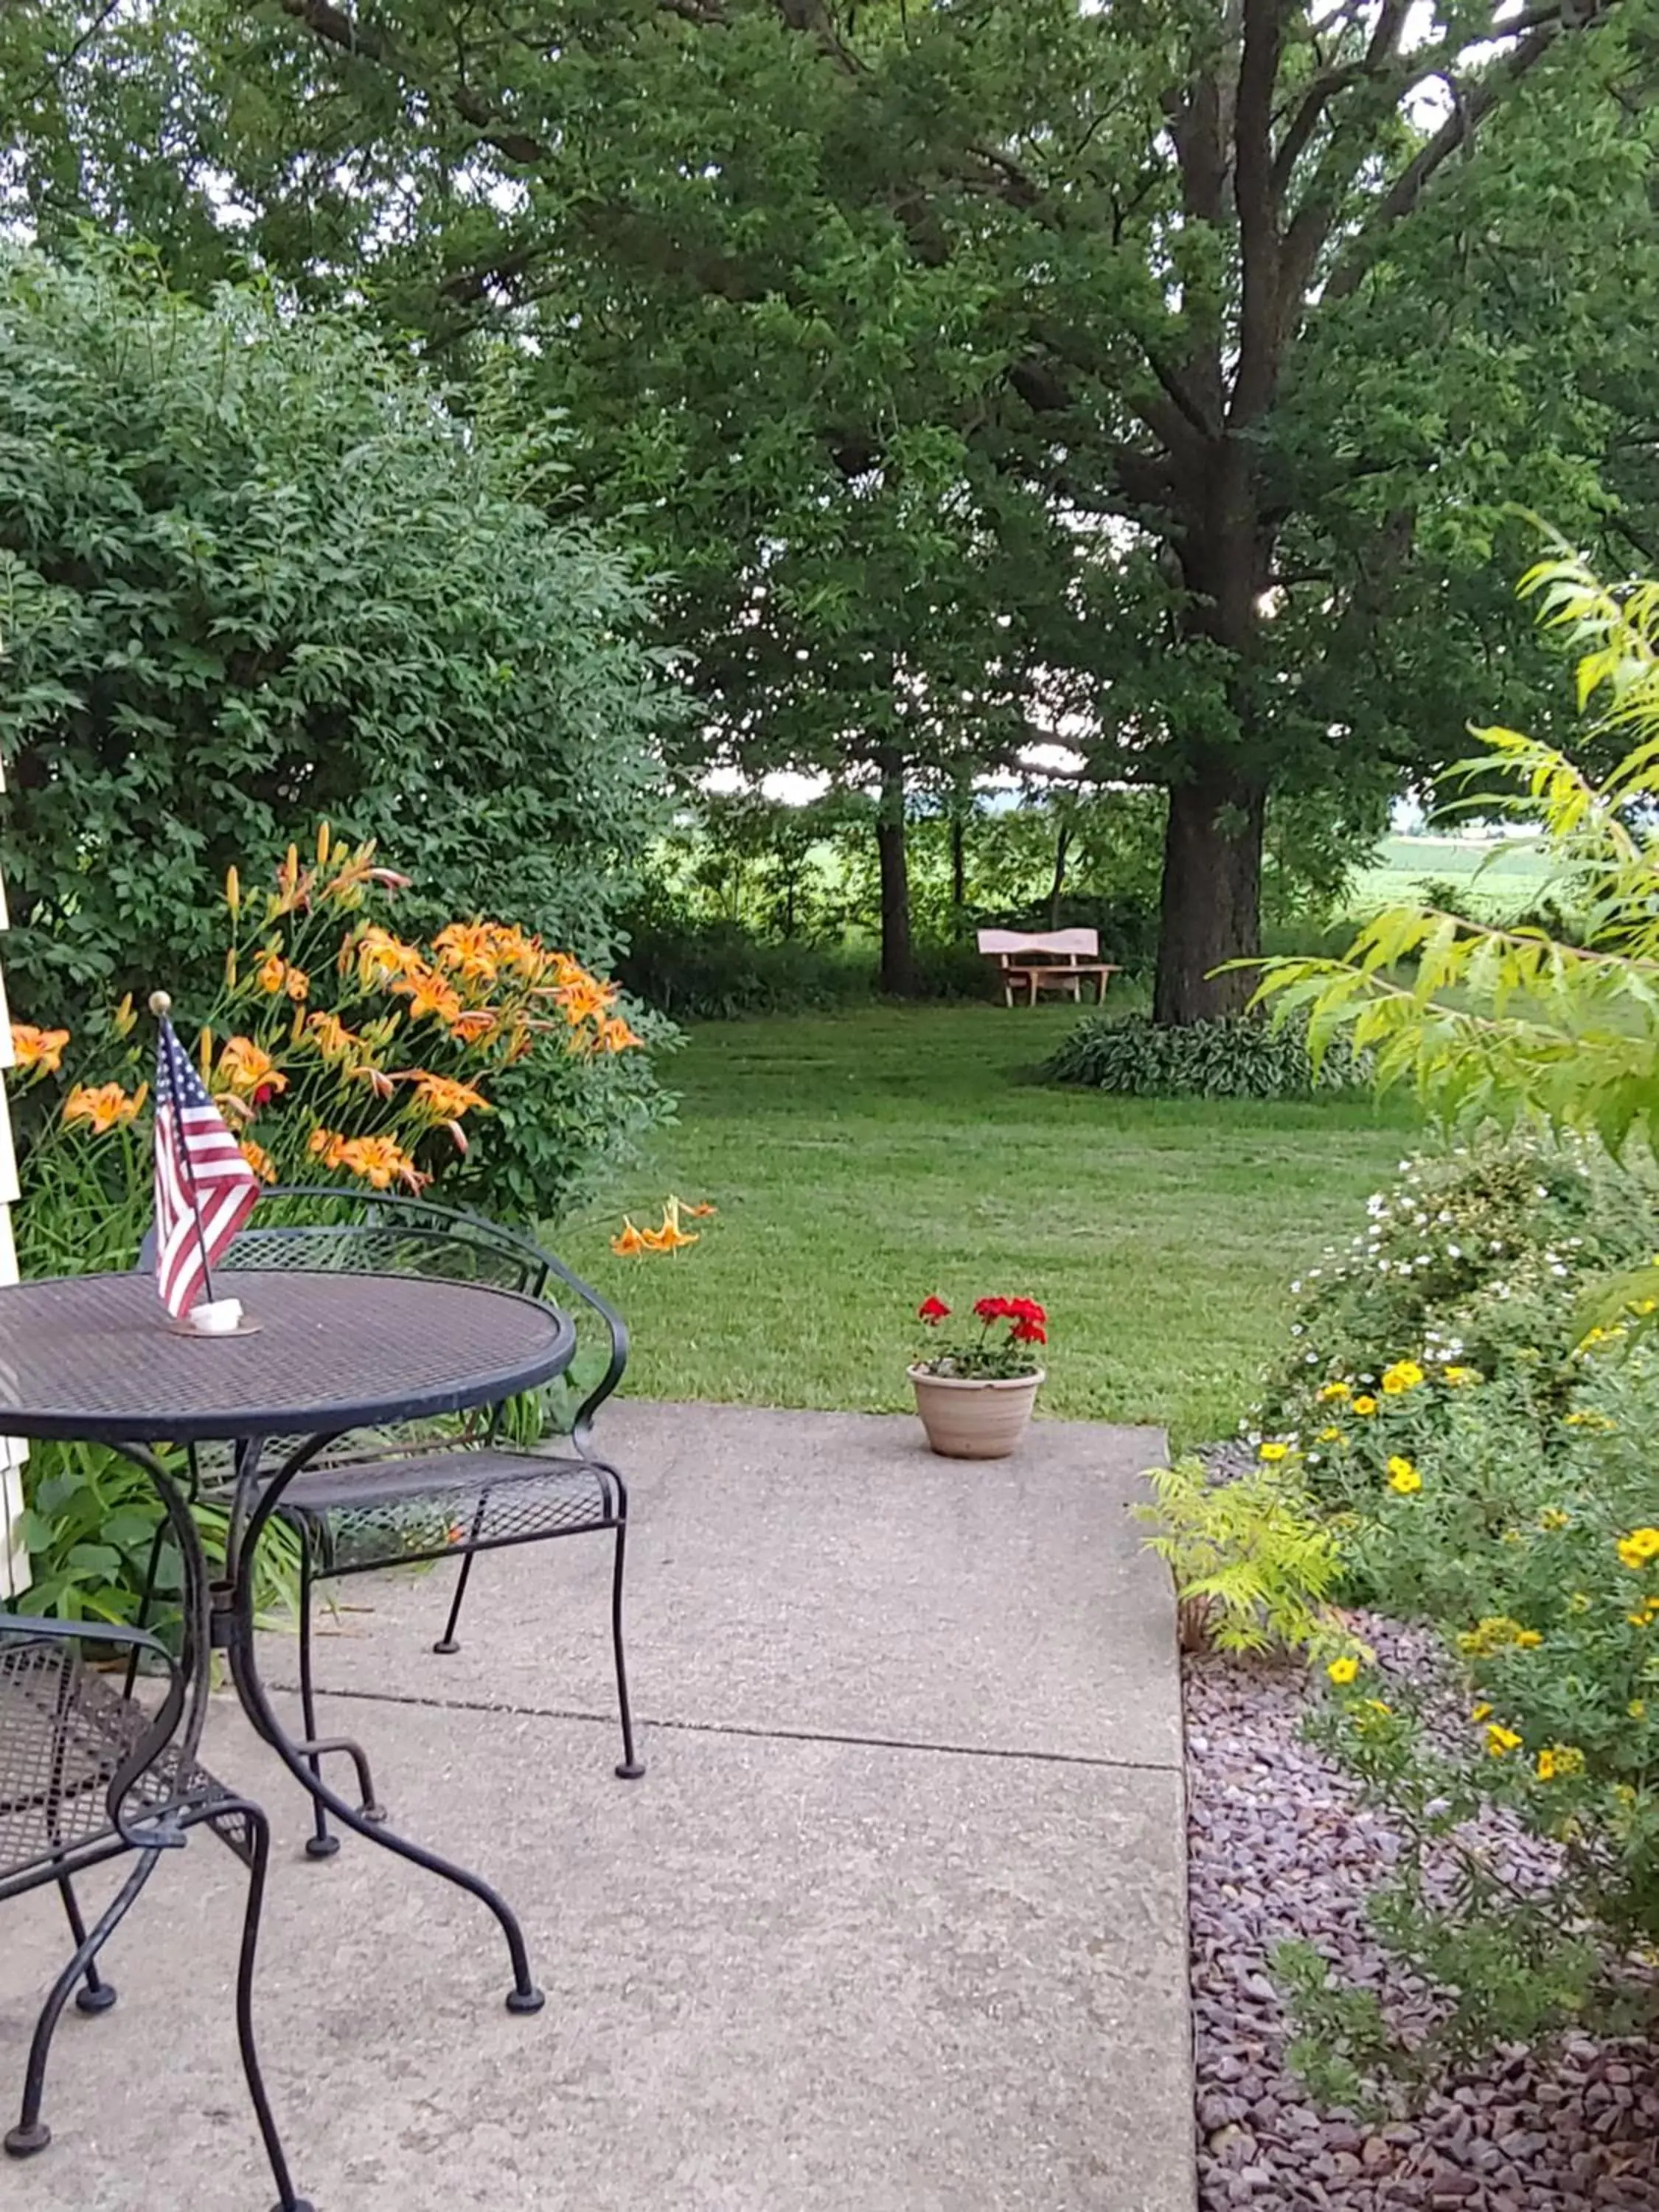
149 990 219 1308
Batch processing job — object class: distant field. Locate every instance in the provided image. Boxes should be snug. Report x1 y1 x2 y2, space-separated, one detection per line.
1345 833 1558 921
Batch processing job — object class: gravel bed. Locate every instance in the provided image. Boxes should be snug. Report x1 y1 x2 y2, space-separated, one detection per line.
1186 1641 1659 2211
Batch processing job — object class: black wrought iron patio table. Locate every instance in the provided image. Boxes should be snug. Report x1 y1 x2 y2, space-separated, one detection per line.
0 1266 577 2011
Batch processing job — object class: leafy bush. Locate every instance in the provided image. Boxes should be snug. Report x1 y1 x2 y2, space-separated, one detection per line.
1253 1131 1659 1509
1046 1010 1371 1099
615 911 872 1020
0 241 673 1026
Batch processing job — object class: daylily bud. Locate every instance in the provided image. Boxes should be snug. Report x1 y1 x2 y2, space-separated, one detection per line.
316 821 331 867
225 865 240 915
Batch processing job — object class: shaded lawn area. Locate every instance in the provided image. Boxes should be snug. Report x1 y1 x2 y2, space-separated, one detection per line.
560 1005 1416 1450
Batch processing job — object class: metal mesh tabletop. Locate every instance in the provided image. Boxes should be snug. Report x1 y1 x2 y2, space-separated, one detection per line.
0 1270 575 1444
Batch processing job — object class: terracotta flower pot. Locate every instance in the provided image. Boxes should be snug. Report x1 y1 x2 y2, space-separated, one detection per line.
908 1365 1045 1459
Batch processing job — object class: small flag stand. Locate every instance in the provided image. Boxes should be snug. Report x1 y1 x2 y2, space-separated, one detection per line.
148 990 262 1335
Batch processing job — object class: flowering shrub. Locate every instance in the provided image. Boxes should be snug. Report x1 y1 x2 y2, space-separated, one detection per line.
1251 1130 1659 1514
913 1294 1048 1378
5 826 669 1626
8 824 669 1275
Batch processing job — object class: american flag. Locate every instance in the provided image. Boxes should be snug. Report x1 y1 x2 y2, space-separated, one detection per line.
152 1016 259 1318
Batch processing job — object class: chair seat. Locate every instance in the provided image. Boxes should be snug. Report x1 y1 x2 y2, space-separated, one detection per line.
274 1448 622 1576
0 1640 252 1891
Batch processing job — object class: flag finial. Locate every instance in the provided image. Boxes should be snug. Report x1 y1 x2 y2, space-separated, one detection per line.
148 990 172 1017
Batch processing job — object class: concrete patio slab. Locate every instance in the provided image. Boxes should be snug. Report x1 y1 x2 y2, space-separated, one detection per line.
275 1401 1182 1773
1 1402 1194 2211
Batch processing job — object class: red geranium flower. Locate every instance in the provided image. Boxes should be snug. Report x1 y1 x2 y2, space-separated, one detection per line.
1011 1317 1048 1346
973 1295 1012 1322
918 1295 950 1324
1008 1297 1047 1326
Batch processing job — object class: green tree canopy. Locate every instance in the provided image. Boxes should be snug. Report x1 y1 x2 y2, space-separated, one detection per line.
10 1 1659 1014
0 240 673 1021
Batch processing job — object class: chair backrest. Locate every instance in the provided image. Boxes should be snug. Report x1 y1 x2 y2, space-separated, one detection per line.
975 928 1100 960
223 1189 549 1298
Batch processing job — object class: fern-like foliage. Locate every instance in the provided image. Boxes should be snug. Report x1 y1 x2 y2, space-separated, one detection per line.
1135 1458 1345 1655
1253 552 1659 1163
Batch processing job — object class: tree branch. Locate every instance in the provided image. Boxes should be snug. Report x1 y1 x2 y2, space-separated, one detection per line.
1231 0 1287 429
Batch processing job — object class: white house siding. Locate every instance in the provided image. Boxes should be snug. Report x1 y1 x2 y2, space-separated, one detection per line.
0 766 26 1599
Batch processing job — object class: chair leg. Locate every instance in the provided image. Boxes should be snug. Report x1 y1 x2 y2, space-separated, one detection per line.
5 1851 161 2160
296 1541 338 1862
433 1546 478 1656
611 1518 644 1782
57 1877 118 2016
228 1802 313 2212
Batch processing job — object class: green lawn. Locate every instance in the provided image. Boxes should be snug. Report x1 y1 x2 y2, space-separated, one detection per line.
560 1006 1416 1450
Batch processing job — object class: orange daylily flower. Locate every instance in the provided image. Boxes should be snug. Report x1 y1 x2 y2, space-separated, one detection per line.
351 925 425 988
349 1063 397 1100
239 1138 278 1184
308 1127 350 1170
637 1197 699 1254
431 922 503 986
10 1024 69 1076
555 975 616 1024
448 1009 498 1047
256 952 287 995
218 1038 287 1099
63 1081 147 1133
408 1072 490 1120
305 1011 361 1062
337 1135 428 1192
285 964 310 1003
393 966 465 1025
684 1200 717 1218
611 1219 647 1256
594 1014 643 1054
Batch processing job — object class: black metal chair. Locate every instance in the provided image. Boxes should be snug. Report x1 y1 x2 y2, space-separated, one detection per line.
158 1186 644 1860
0 1612 309 2211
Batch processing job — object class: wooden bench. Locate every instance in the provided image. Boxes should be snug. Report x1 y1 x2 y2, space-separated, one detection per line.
976 928 1120 1007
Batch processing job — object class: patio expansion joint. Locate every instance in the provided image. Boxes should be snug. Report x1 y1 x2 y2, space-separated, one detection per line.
264 1677 1184 1777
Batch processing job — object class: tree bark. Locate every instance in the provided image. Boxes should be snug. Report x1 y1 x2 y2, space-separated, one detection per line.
1046 820 1071 928
950 814 967 911
875 748 914 996
1152 759 1266 1025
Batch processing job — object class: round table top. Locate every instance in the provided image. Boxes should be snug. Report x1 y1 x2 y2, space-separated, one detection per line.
0 1269 577 1444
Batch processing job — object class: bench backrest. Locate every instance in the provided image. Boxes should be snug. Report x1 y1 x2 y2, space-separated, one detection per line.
975 928 1100 961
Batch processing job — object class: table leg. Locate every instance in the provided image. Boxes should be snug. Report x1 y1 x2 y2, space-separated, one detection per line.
228 1439 546 2015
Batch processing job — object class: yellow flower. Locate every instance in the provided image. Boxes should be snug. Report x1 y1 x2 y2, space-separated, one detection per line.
1382 1359 1425 1395
1326 1656 1360 1686
1471 1703 1493 1722
256 952 287 995
10 1023 69 1075
1514 1629 1542 1648
1459 1615 1539 1656
1618 1528 1659 1571
1539 1508 1571 1532
1364 1699 1393 1718
1352 1394 1378 1416
1536 1745 1583 1781
1258 1441 1290 1463
1443 1366 1478 1386
1386 1456 1422 1495
217 1037 286 1098
1631 1700 1648 1721
1317 1425 1342 1444
1485 1723 1523 1758
1315 1380 1351 1403
1568 1590 1591 1614
1564 1409 1615 1432
238 1138 277 1184
62 1080 147 1133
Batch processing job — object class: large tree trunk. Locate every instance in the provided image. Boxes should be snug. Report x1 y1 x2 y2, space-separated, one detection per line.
1046 819 1071 928
1154 445 1273 1024
875 747 914 997
1152 758 1265 1025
